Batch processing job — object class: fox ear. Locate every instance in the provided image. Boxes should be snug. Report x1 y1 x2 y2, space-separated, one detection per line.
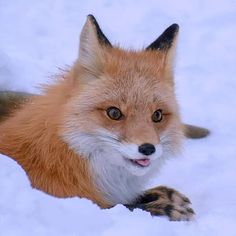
146 24 179 79
86 14 112 47
146 24 179 51
78 15 112 73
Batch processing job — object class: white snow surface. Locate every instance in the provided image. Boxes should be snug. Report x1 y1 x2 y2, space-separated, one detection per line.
0 0 236 235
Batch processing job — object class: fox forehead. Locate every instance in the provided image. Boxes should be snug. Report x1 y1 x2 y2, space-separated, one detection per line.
104 49 169 89
74 48 175 108
102 48 166 77
90 77 173 112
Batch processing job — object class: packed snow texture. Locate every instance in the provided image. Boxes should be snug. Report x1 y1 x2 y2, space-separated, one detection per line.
0 0 236 235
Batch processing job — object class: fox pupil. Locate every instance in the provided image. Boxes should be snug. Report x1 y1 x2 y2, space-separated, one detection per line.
106 107 123 120
152 109 163 122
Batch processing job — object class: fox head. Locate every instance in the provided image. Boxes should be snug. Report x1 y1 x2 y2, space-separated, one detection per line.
62 15 183 180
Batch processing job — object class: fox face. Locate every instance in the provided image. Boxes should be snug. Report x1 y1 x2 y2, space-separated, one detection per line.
61 15 183 204
63 50 182 174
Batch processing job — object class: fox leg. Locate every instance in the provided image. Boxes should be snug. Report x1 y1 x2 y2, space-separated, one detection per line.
126 186 194 221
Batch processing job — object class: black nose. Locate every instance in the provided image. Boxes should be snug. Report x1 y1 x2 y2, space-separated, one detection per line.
138 143 156 156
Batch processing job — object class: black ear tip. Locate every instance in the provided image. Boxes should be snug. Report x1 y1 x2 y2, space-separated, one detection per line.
87 14 97 23
168 23 179 34
85 14 112 47
170 23 179 30
146 23 180 51
87 14 95 19
163 23 179 38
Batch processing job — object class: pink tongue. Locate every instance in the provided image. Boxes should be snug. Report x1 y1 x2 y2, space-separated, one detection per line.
135 159 150 167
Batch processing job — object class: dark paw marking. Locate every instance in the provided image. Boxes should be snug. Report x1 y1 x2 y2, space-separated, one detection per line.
138 193 160 204
164 204 173 217
126 186 194 221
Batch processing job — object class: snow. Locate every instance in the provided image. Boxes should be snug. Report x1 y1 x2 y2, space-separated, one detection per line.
0 0 236 235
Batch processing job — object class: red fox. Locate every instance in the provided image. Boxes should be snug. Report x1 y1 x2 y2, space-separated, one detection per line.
0 15 209 221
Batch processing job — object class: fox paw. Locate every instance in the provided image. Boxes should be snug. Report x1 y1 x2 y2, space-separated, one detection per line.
126 186 194 221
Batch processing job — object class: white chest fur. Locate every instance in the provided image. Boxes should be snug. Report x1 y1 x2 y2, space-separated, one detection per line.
89 151 149 205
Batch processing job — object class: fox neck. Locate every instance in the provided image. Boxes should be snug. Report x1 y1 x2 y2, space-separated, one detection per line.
89 150 159 205
90 158 146 205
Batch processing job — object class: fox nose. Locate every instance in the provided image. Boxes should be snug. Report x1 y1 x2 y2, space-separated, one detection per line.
138 143 156 156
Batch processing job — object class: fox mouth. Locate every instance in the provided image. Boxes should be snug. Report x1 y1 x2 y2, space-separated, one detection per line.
124 157 151 167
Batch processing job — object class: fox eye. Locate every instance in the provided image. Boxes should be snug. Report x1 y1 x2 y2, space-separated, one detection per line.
152 109 163 122
106 107 123 120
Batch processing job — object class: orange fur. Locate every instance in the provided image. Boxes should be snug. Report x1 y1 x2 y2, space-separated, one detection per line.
63 47 182 148
0 73 109 208
0 16 183 208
